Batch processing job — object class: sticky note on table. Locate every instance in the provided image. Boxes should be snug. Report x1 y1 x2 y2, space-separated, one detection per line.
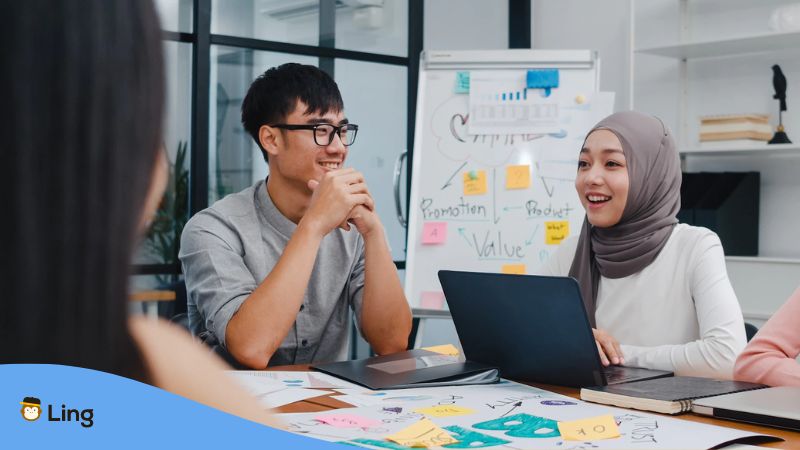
314 413 381 429
545 221 570 245
501 264 526 275
506 165 531 189
557 415 620 441
414 405 475 417
386 418 459 447
421 222 447 244
421 344 460 356
463 170 487 195
455 71 470 94
420 291 446 309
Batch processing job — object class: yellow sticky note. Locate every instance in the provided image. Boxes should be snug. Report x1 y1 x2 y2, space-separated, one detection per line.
386 418 459 447
557 415 620 441
421 344 460 356
413 405 475 417
545 221 570 245
463 170 487 195
506 165 531 189
501 264 526 275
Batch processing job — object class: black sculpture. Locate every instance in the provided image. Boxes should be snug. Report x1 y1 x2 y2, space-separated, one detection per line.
769 64 791 144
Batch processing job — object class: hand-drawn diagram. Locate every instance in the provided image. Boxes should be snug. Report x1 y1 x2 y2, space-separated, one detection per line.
406 64 616 309
278 379 763 449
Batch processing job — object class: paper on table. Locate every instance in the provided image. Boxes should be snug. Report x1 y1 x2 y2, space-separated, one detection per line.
228 370 360 389
386 418 459 447
314 413 381 429
557 414 620 441
259 388 326 409
413 405 475 417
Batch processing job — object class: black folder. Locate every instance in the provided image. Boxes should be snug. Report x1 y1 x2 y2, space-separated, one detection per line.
312 349 499 390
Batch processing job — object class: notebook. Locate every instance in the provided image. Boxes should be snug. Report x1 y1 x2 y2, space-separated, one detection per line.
580 376 767 414
312 349 499 390
692 386 800 431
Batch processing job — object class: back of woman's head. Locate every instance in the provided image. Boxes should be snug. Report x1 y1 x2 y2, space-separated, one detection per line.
0 0 165 378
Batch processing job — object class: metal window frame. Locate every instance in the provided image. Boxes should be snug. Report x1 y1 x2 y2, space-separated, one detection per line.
134 0 528 276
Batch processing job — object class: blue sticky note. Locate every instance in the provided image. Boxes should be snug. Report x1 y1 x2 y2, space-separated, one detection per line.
527 69 559 97
455 71 470 94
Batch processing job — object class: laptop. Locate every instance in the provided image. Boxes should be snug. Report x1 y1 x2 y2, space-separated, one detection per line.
437 270 673 388
692 386 800 431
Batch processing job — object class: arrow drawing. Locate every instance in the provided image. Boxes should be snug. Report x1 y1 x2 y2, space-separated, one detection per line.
503 206 523 212
541 177 556 198
441 161 468 190
458 228 472 247
492 168 500 224
525 224 541 246
501 401 523 417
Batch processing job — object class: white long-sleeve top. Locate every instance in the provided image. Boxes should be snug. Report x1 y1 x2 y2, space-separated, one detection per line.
540 223 746 379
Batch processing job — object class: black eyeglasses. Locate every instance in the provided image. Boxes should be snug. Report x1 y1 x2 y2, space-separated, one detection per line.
270 123 359 147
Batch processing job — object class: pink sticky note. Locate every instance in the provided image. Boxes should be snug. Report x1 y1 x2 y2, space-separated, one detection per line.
314 413 381 429
422 222 447 244
420 291 446 309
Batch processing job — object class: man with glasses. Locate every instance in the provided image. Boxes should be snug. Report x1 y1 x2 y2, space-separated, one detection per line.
180 63 411 368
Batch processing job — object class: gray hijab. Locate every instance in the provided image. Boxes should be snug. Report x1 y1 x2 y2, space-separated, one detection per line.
568 111 681 327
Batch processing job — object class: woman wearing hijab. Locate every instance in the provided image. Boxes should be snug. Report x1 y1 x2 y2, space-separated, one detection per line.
1 0 279 426
541 111 746 379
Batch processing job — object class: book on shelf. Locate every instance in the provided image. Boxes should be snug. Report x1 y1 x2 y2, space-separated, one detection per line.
580 376 767 415
700 114 773 142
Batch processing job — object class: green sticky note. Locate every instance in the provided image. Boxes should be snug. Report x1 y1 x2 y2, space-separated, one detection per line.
455 71 470 94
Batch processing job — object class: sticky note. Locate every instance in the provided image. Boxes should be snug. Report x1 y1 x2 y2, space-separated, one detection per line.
414 405 475 418
557 415 620 441
421 222 447 245
463 170 487 195
505 165 531 189
501 264 526 275
419 291 445 309
422 344 460 356
455 71 470 94
545 221 570 245
314 413 381 429
386 418 459 447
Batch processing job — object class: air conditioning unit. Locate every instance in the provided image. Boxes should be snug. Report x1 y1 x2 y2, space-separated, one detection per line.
260 0 383 20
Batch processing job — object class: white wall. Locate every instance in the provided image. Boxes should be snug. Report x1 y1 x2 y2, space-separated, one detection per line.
424 0 508 50
532 0 631 111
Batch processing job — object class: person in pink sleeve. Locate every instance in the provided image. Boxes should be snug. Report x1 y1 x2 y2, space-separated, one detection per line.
734 288 800 387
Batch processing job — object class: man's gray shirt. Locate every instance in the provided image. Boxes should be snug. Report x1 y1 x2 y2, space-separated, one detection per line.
179 179 365 366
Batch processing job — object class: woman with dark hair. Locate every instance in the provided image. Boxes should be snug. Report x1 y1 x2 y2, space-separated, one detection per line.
0 0 277 425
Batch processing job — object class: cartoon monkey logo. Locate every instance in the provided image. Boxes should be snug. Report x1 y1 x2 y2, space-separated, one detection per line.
20 397 42 421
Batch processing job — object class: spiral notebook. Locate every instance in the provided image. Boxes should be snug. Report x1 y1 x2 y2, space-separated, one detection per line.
580 376 767 415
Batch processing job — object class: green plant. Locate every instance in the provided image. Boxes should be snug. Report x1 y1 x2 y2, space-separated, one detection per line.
145 140 189 285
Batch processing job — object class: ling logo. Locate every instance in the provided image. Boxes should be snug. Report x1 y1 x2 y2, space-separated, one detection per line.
20 397 42 421
18 396 94 428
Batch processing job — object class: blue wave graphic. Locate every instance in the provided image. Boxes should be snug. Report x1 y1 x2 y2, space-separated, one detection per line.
1 364 346 448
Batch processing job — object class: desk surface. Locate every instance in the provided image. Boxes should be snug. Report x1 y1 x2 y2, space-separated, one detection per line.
269 365 797 449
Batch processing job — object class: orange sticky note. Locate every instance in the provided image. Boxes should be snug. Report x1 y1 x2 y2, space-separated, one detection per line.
421 344 460 356
421 222 447 244
557 415 620 441
386 419 459 447
420 291 445 309
501 264 526 275
463 170 487 195
506 165 531 189
545 221 569 245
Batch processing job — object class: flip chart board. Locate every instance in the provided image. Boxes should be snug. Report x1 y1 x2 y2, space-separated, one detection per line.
405 50 614 308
